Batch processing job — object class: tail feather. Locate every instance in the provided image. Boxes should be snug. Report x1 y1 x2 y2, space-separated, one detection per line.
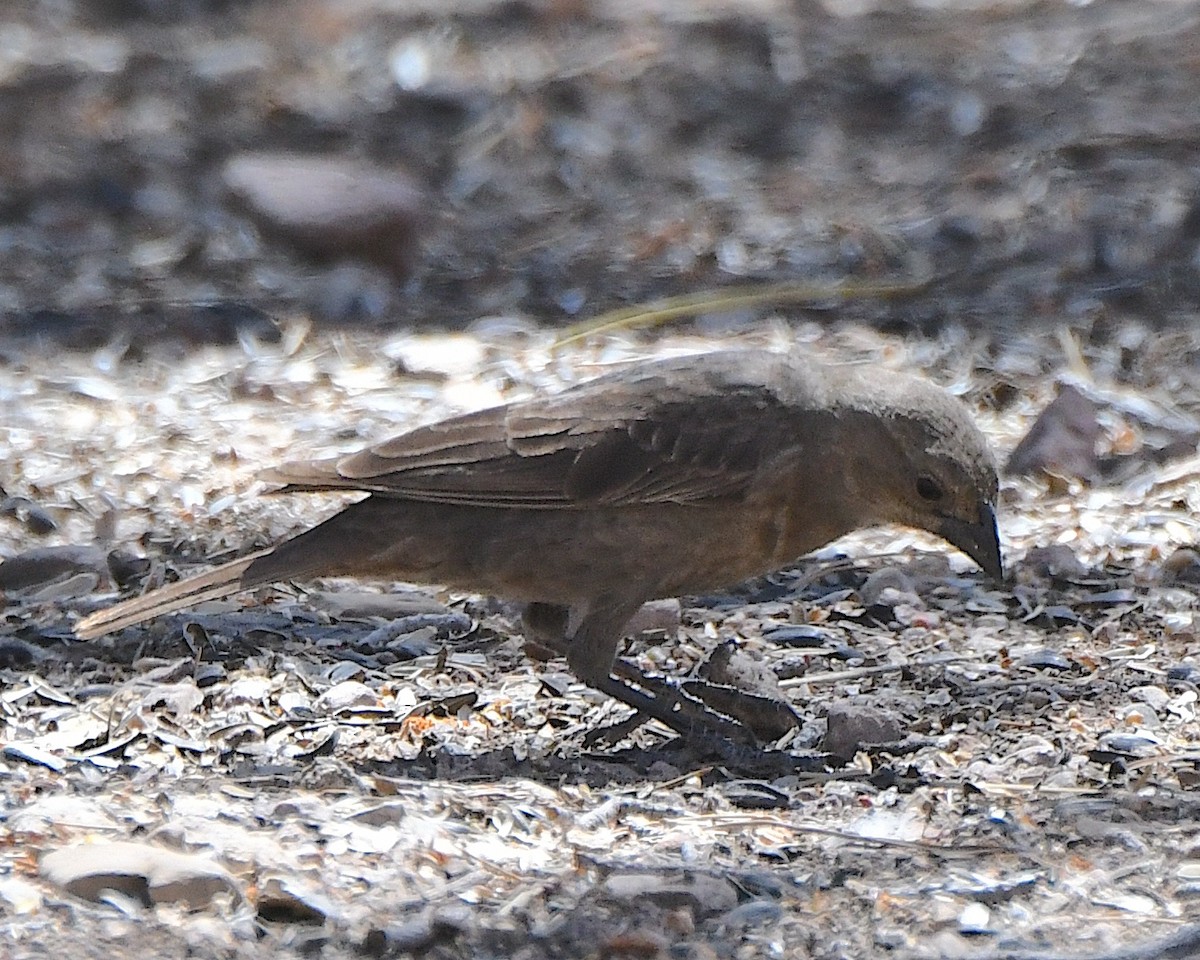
75 497 407 640
74 548 273 639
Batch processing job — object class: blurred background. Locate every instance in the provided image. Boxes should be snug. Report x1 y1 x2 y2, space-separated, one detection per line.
3 0 1199 348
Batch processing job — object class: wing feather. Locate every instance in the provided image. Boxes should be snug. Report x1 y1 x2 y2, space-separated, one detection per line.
261 352 813 509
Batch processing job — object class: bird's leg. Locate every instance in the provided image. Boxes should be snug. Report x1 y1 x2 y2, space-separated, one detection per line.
521 602 756 747
525 601 668 698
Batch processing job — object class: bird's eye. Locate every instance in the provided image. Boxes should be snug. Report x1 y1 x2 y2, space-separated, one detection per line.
916 475 944 502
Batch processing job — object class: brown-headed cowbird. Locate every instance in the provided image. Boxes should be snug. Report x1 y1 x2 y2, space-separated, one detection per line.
75 350 1001 738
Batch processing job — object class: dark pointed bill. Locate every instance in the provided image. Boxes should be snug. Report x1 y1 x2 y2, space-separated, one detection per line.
937 501 1003 580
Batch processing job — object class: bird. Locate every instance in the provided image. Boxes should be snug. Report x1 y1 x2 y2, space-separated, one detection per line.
75 349 1002 741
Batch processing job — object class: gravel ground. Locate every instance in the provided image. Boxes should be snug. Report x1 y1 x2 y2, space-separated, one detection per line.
5 2 1200 958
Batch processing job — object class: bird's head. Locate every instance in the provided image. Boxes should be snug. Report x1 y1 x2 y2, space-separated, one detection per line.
832 373 1002 580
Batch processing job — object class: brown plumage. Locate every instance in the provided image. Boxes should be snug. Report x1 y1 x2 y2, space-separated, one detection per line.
75 350 1001 733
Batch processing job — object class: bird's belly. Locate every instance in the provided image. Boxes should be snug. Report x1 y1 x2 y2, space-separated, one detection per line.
360 500 798 603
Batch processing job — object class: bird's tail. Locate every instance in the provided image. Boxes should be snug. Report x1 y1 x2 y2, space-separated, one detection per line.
74 548 274 639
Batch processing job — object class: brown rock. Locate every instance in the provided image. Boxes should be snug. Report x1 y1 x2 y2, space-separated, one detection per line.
40 841 241 909
602 871 739 918
822 700 905 759
223 152 424 277
1005 384 1101 480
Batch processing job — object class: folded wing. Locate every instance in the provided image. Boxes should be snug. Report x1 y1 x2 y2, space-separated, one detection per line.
262 354 808 509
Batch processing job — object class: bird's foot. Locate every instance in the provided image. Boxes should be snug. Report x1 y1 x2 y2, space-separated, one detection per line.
588 660 770 762
679 679 800 742
522 602 771 759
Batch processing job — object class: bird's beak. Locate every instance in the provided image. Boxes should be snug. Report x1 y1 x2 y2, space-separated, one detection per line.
938 501 1003 580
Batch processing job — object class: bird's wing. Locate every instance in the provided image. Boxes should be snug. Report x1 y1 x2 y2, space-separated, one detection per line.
261 354 810 508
